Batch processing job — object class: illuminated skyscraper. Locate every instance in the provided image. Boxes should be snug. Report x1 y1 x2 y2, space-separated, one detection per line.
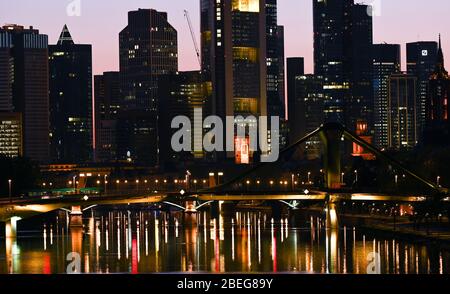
118 9 178 165
0 25 49 162
313 1 373 132
388 73 418 149
373 44 401 148
94 72 120 162
49 25 93 163
201 0 268 162
407 41 438 137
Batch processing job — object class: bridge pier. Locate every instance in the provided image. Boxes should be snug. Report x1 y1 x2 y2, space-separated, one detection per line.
184 201 197 213
70 206 83 227
320 124 343 189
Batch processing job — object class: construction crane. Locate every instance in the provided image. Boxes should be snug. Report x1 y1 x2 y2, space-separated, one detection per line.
184 9 201 67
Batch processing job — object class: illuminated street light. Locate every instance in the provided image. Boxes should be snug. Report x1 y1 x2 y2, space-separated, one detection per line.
354 170 358 184
437 176 441 187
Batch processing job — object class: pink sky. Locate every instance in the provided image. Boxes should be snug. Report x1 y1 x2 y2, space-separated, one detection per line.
1 0 449 75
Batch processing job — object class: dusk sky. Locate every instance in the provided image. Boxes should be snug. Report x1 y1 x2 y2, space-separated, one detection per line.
1 0 449 75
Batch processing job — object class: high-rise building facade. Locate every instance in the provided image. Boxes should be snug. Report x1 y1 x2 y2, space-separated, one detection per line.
313 0 352 124
425 36 450 145
407 41 438 138
313 0 373 132
287 57 305 132
49 25 93 163
349 4 373 131
201 1 268 118
94 72 120 162
0 25 49 162
158 71 210 169
292 75 325 159
118 9 178 165
388 73 418 149
0 113 22 158
373 44 401 148
266 0 284 120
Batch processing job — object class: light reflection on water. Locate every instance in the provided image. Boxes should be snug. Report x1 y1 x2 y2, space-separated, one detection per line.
0 209 448 274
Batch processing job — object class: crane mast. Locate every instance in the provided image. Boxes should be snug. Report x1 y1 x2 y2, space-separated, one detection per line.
184 9 201 67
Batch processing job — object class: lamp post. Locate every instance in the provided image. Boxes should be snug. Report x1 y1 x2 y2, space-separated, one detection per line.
218 172 224 185
291 174 295 191
8 179 12 203
104 175 108 195
437 176 441 187
307 172 311 184
354 170 358 184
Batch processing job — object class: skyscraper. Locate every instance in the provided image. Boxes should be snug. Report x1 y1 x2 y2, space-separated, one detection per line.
313 0 373 132
266 0 284 120
201 0 268 162
293 75 325 159
158 71 210 169
287 57 305 143
0 25 49 162
373 44 401 148
94 72 120 162
49 25 93 163
425 36 450 145
118 9 178 165
407 41 438 138
313 0 352 124
349 4 373 131
388 73 418 149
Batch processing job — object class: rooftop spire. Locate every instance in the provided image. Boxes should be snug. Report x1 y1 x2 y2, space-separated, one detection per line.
57 24 74 45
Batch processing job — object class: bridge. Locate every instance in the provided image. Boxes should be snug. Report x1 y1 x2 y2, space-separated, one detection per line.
1 123 448 238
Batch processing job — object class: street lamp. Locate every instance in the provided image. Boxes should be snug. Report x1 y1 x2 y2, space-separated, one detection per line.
218 172 224 185
104 175 108 194
341 172 345 184
437 176 441 187
307 172 311 184
8 179 12 203
354 170 358 184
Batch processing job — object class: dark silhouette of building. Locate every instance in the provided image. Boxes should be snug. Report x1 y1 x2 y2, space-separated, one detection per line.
292 74 325 159
287 57 304 143
118 9 178 165
0 25 49 162
407 41 438 138
313 0 373 132
266 1 284 120
158 71 210 169
425 35 450 145
349 4 373 132
373 44 401 148
49 25 92 163
94 72 120 162
388 73 418 149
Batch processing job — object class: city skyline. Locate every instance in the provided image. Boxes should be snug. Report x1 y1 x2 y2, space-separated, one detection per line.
1 0 449 76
